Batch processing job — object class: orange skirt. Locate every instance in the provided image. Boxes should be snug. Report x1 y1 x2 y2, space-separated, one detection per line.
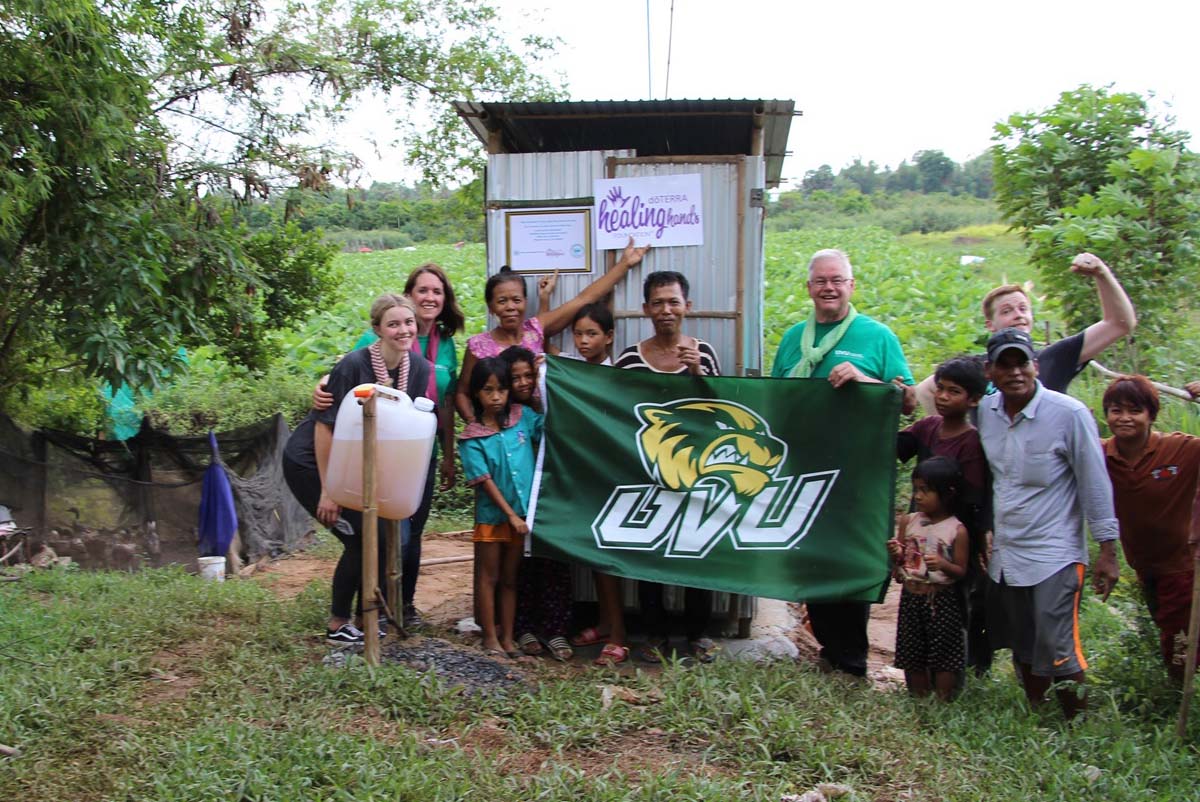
473 521 523 545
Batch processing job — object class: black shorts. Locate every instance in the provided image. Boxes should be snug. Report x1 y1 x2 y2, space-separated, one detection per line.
894 585 966 674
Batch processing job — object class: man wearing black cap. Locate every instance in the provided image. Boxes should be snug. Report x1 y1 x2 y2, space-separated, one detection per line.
979 327 1120 718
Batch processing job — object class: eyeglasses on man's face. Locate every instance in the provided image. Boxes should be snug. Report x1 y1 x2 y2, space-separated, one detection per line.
808 277 850 288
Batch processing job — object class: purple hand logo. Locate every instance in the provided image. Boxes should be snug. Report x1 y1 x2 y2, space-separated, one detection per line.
606 186 630 207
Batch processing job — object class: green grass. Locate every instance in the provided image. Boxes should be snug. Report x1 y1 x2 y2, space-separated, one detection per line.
3 566 1199 801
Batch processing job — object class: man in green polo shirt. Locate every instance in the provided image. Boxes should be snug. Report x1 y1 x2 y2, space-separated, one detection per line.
772 247 914 677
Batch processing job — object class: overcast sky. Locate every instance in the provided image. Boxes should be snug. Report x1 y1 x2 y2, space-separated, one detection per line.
359 0 1200 188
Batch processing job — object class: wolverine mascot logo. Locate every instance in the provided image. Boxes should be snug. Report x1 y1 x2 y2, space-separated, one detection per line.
591 396 837 556
635 400 787 497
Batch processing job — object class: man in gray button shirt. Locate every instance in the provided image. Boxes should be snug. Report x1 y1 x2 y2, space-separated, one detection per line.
979 328 1120 719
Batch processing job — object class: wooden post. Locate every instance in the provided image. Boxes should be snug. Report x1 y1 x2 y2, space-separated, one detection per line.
1177 557 1200 738
735 157 746 376
384 518 401 635
360 390 380 666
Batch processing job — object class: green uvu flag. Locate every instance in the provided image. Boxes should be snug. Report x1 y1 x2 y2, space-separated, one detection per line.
529 356 900 603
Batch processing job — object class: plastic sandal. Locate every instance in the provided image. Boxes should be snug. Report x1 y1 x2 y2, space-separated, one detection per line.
570 626 610 647
546 636 574 662
637 640 667 664
593 642 629 666
518 632 544 656
689 638 718 664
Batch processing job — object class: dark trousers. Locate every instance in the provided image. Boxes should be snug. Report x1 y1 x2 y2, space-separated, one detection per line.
965 574 995 675
283 455 385 620
400 448 438 608
515 557 574 639
807 600 870 677
328 519 387 620
638 582 712 642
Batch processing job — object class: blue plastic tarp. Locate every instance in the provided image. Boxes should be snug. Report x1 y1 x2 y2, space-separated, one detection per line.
197 432 238 558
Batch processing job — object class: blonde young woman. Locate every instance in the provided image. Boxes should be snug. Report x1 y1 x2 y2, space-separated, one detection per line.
285 294 434 645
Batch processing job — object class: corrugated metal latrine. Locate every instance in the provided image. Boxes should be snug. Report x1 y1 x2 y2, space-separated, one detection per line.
483 149 767 631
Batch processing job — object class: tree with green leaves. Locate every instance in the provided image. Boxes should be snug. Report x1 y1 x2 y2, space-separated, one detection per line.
992 85 1200 370
800 164 836 194
837 159 882 195
914 149 955 193
0 0 559 408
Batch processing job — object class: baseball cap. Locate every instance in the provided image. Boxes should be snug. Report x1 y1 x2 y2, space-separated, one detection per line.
986 328 1036 362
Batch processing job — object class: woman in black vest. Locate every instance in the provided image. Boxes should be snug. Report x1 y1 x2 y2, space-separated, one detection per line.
283 294 433 645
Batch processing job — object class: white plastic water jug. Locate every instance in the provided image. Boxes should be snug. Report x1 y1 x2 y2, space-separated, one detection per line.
325 384 437 520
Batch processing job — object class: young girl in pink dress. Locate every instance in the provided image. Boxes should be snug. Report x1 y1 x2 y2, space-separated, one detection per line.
887 456 970 700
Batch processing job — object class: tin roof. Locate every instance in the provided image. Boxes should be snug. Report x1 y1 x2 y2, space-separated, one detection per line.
452 99 798 188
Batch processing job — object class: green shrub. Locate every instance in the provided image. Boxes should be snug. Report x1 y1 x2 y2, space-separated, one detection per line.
322 228 416 251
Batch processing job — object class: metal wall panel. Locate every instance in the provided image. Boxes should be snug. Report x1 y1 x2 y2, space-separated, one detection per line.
742 156 766 373
484 151 766 374
609 158 765 375
484 150 634 352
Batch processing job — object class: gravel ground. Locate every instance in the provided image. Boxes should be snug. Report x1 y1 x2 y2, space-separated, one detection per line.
378 636 528 696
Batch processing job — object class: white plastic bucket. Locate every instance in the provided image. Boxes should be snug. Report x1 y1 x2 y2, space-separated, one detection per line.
198 555 225 582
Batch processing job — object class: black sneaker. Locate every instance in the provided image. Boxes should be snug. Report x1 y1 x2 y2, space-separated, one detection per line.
326 623 364 646
403 604 424 629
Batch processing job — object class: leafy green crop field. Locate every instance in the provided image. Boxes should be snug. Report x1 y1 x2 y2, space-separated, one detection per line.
150 225 1036 433
139 224 1198 527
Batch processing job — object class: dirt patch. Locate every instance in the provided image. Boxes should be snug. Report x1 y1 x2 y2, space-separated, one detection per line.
255 533 475 626
255 554 331 599
136 624 227 707
449 718 724 781
566 729 725 778
868 582 899 668
951 236 987 245
256 532 900 679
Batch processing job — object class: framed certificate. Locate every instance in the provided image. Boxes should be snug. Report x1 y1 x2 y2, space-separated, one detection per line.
504 207 592 274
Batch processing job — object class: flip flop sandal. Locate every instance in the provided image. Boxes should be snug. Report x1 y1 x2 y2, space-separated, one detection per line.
546 636 574 662
689 638 718 664
637 641 667 664
518 632 544 656
504 648 524 659
593 642 629 666
482 647 511 661
570 626 610 647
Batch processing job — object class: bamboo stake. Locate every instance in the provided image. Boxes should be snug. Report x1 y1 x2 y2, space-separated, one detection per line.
1088 361 1198 403
360 389 380 666
0 536 24 565
421 554 473 567
1177 557 1200 738
384 518 407 638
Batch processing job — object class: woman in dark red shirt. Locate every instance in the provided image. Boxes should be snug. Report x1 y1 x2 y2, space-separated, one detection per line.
1102 375 1200 681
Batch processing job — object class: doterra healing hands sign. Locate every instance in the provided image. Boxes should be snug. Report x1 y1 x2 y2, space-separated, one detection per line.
592 174 704 249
